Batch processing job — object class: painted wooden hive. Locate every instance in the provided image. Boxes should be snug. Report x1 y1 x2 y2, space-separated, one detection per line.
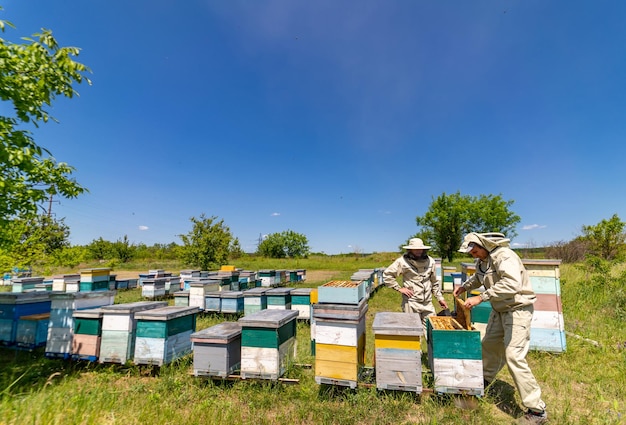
460 262 476 283
66 279 81 293
46 291 116 359
107 275 117 291
15 313 50 350
0 293 51 346
372 312 423 393
79 268 112 292
52 274 80 292
265 287 293 311
11 276 45 293
141 277 168 299
238 309 299 380
214 275 233 291
133 306 200 366
34 282 53 292
426 315 483 396
72 307 105 361
189 280 221 311
442 267 457 293
173 290 190 307
317 280 366 305
115 278 138 290
351 270 375 299
220 291 244 314
204 291 222 313
313 298 368 388
243 287 269 316
258 270 276 287
290 288 313 320
523 259 566 353
238 270 257 286
165 276 182 295
191 321 242 377
99 301 168 364
309 288 318 355
275 270 287 285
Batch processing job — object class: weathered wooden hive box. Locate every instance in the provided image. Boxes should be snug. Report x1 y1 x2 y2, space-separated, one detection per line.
290 288 313 320
238 270 257 286
317 280 366 305
11 277 45 293
15 312 50 349
191 321 242 378
133 306 199 366
99 301 168 364
79 268 111 292
141 277 168 299
173 290 190 307
313 298 368 388
351 270 375 298
108 275 117 291
524 259 566 353
265 287 293 311
220 291 244 314
72 307 105 361
427 315 483 396
165 276 181 295
0 292 51 346
275 269 287 285
258 270 277 287
238 309 299 380
52 274 80 292
373 312 423 393
189 280 220 310
243 287 269 316
204 291 222 313
45 291 115 358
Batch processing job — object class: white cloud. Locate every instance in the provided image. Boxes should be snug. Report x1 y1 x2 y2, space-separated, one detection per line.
271 212 281 217
522 224 547 231
138 225 149 231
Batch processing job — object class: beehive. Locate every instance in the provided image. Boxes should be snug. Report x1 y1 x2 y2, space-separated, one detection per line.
45 291 116 359
141 277 168 299
373 312 423 392
290 288 313 320
15 313 50 350
99 301 168 364
427 315 483 396
133 306 199 366
52 274 80 292
0 292 51 346
238 309 299 380
189 279 220 310
165 276 181 295
79 268 111 291
258 270 276 287
243 287 269 316
317 280 366 305
265 287 293 310
72 307 105 361
220 291 244 314
173 290 190 307
191 321 242 377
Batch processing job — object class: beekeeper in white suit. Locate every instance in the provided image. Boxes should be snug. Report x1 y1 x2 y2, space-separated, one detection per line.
454 232 547 425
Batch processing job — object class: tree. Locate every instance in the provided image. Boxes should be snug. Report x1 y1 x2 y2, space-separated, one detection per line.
257 230 310 259
581 214 625 261
111 235 135 263
87 237 113 261
229 237 245 259
0 16 90 246
179 214 233 270
414 192 521 261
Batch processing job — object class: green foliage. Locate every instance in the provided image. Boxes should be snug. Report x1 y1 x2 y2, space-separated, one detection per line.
49 245 88 268
0 18 91 241
415 191 520 261
257 230 310 259
581 214 625 261
178 214 233 270
87 237 113 261
229 237 245 259
111 235 135 263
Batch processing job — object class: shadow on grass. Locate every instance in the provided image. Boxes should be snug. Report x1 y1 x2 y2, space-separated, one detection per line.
484 379 524 419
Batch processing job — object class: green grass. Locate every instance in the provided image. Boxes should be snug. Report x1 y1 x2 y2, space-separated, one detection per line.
1 260 625 424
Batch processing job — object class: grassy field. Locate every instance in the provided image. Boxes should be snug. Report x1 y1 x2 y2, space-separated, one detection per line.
1 256 625 424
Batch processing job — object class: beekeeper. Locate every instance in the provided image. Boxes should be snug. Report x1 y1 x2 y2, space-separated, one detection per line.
383 238 448 330
453 232 547 425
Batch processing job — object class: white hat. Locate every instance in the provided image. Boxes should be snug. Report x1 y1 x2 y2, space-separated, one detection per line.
403 238 431 250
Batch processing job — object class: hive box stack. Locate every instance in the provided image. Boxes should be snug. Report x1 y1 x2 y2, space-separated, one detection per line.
45 291 116 359
313 280 368 388
72 307 105 361
133 306 200 366
15 313 50 350
11 277 45 293
173 290 190 307
265 287 293 311
373 312 423 393
237 271 257 290
243 287 269 316
189 279 220 311
351 270 375 298
165 276 181 296
141 277 168 299
258 270 276 287
191 321 242 378
290 288 313 320
238 309 299 380
99 301 168 364
52 274 80 292
220 291 244 314
79 268 112 292
0 292 51 347
427 313 483 396
524 259 566 353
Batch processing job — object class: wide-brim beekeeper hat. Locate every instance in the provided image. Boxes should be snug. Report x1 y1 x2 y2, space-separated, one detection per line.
403 238 431 250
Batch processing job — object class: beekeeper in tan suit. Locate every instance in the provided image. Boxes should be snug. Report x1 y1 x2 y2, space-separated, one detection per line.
454 232 547 425
383 238 448 330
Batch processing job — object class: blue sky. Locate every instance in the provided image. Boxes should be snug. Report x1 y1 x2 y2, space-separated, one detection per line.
3 1 626 254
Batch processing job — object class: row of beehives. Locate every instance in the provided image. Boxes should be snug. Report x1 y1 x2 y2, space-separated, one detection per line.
9 269 139 294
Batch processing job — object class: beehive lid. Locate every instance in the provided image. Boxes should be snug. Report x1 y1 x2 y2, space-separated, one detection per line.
372 312 423 336
290 288 313 296
191 321 241 342
101 301 167 313
220 291 244 299
243 287 269 296
50 290 116 300
134 306 200 321
265 287 293 295
238 309 299 328
72 307 105 319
